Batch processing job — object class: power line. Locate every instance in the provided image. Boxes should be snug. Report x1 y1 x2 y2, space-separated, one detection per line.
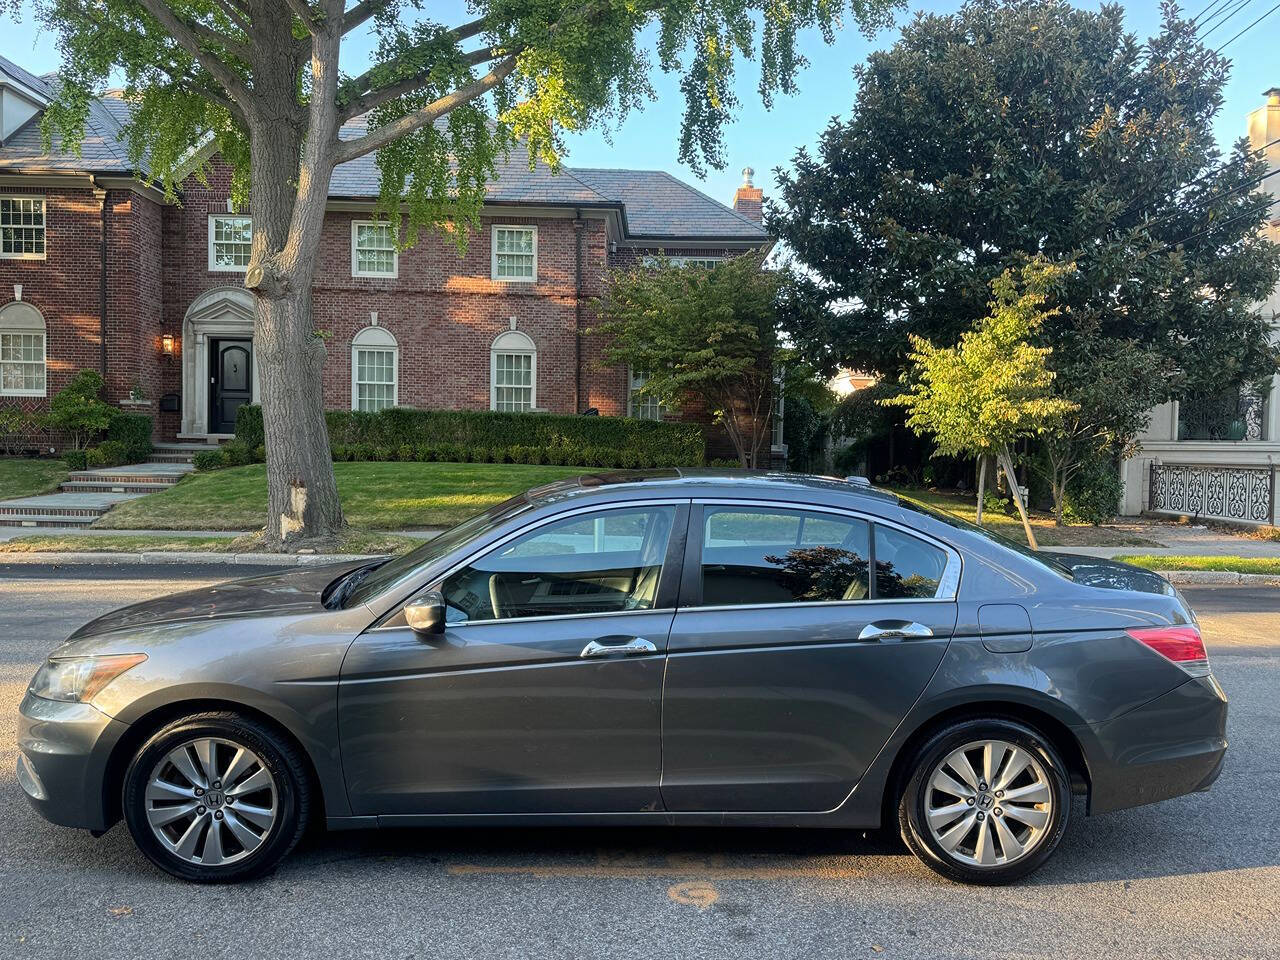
1215 0 1280 50
1196 0 1254 39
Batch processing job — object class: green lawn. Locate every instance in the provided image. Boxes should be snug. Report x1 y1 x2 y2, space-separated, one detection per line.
1113 554 1280 575
0 458 68 500
95 461 584 531
893 487 1160 548
0 529 422 555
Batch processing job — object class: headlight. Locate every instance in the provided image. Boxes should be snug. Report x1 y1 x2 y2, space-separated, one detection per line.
28 654 147 703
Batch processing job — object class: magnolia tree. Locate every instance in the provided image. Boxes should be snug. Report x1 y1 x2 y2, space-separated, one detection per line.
594 253 782 468
15 0 899 547
884 260 1077 549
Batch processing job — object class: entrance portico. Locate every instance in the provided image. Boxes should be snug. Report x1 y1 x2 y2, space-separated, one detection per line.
179 286 260 439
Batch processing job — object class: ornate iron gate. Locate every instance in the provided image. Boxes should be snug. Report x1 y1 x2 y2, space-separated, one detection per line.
1148 462 1276 524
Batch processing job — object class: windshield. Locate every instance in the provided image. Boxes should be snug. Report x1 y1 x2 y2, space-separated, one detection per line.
893 494 1075 580
345 494 538 607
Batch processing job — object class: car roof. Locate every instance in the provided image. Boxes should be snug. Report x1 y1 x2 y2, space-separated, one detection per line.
522 470 901 510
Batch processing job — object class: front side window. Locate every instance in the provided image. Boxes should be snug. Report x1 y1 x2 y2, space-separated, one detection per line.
352 221 398 277
0 301 47 396
492 226 536 281
700 506 871 607
351 326 397 412
209 215 253 271
0 197 45 259
442 505 676 623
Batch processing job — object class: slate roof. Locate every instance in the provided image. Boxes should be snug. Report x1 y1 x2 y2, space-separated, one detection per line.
0 54 767 241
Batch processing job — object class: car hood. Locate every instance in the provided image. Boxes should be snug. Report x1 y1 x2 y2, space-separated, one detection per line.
67 560 372 640
1041 551 1175 596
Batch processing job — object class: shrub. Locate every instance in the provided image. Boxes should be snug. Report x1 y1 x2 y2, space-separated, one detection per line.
1063 454 1122 525
64 449 88 471
234 403 265 448
0 405 38 456
46 370 113 450
105 411 153 463
193 449 228 471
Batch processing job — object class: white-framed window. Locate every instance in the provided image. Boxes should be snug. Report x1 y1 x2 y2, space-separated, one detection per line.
351 325 398 412
491 225 537 282
491 330 536 411
0 301 47 396
641 255 723 269
628 368 665 421
351 220 398 278
208 214 253 271
0 196 46 259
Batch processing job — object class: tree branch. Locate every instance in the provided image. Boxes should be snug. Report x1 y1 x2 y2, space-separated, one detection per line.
209 0 252 33
334 54 519 163
341 0 397 34
337 44 506 121
135 0 255 111
283 0 322 34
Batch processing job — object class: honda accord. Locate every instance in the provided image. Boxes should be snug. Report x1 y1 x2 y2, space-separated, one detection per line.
17 472 1227 884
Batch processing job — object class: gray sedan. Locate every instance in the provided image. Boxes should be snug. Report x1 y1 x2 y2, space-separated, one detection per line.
16 472 1227 884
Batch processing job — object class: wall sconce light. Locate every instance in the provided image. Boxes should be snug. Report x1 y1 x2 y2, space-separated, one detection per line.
161 333 176 358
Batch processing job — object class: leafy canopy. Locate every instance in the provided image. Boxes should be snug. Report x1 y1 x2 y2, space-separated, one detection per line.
18 0 901 250
884 259 1078 458
772 0 1280 406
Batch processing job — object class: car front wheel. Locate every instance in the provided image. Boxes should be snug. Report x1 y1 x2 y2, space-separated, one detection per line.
898 718 1070 884
122 711 311 883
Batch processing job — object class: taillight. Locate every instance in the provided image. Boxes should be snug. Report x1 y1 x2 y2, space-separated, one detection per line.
1126 625 1209 673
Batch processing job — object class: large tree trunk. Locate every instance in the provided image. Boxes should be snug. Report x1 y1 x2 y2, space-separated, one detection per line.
244 34 346 549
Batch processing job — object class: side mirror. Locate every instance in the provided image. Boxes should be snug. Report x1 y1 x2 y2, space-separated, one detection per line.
404 590 446 636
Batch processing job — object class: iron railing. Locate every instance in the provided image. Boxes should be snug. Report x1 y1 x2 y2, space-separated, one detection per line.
1148 462 1276 525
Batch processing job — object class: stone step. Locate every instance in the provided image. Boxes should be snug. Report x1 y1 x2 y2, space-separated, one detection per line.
60 479 181 494
154 441 222 452
0 513 98 528
149 453 196 464
67 470 186 485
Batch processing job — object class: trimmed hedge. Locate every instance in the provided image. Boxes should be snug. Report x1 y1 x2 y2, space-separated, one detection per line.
105 411 154 464
221 404 705 472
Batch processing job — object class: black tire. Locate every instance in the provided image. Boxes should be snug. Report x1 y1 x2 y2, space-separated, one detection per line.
122 711 311 883
897 718 1070 885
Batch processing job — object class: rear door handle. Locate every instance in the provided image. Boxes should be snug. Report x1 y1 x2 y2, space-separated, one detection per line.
580 636 657 658
858 621 934 642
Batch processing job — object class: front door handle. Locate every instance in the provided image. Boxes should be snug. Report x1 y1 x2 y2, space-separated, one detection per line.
858 620 934 642
580 636 657 658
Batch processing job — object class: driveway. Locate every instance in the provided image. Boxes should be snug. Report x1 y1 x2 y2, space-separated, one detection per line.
1 566 1276 960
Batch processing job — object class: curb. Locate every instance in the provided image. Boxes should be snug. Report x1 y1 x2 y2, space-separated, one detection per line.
1153 569 1280 585
0 551 380 566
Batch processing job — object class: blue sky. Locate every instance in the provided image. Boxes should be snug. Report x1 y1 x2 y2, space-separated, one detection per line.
1 1 1274 211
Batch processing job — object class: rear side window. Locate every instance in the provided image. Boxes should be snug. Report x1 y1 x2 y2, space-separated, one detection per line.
701 506 871 606
874 524 948 599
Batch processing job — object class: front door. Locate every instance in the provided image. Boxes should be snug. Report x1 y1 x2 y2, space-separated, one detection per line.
660 502 959 813
208 338 252 434
338 502 688 818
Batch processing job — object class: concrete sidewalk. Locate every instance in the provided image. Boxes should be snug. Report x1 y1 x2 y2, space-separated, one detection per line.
1053 522 1280 559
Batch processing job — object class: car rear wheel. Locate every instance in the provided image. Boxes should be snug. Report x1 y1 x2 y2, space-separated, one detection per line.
122 711 311 883
898 718 1070 884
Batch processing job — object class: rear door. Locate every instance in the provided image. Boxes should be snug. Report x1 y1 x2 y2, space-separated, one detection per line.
660 501 959 813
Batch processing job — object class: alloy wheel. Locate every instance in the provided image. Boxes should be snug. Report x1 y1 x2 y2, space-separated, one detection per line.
924 738 1053 868
143 737 278 867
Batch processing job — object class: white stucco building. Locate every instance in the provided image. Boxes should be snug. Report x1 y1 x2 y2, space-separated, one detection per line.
1120 88 1280 526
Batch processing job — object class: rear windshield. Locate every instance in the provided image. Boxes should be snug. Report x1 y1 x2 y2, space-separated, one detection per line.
893 494 1075 580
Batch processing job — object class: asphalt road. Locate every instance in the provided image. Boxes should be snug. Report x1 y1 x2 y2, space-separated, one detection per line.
1 565 1277 960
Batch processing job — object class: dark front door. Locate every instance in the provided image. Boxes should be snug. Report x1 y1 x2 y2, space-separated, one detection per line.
338 502 688 819
208 338 252 434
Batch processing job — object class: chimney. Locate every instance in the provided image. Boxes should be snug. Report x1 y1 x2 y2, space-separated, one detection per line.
733 166 763 223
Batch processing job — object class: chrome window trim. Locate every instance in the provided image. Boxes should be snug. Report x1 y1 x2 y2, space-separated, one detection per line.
372 497 692 629
694 497 962 603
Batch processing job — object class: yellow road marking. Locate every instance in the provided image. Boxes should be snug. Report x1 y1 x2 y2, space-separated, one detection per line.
667 881 719 910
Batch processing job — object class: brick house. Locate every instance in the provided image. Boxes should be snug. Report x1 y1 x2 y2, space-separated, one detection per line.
0 55 774 457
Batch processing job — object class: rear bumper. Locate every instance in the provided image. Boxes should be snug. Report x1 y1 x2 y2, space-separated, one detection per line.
1081 674 1228 815
17 692 128 832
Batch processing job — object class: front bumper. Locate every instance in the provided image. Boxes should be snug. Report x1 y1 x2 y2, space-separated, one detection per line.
17 691 130 832
1081 674 1228 815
